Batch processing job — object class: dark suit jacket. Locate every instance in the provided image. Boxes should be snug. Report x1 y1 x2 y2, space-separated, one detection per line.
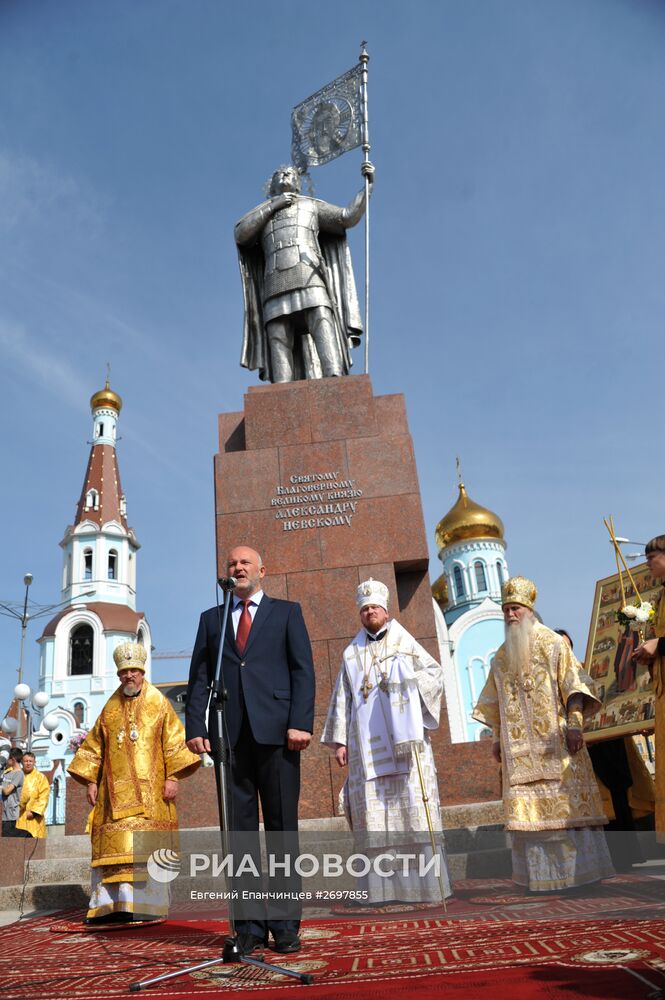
185 595 315 747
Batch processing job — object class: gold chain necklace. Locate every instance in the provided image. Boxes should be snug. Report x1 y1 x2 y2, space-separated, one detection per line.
117 695 141 747
360 632 388 701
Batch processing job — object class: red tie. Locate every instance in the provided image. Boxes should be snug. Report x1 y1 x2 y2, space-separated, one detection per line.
236 599 252 653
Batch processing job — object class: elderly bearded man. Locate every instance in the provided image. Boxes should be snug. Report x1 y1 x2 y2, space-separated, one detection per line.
68 642 200 924
322 579 452 905
473 576 614 893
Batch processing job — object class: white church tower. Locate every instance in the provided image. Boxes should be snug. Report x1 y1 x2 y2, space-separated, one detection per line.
431 479 508 744
34 379 151 792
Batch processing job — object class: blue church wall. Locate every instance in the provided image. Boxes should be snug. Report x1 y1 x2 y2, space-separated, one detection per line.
453 615 504 742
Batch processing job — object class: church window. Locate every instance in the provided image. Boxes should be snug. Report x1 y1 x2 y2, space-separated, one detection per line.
83 548 93 580
85 489 99 510
69 624 94 676
98 422 105 438
108 549 118 580
120 495 127 517
496 561 505 586
73 700 86 726
474 561 487 592
453 565 465 599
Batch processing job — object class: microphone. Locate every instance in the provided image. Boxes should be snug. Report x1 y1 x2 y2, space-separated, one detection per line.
217 576 238 591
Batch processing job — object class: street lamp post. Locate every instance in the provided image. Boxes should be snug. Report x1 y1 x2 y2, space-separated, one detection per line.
17 572 33 686
2 685 57 752
612 538 647 562
0 575 95 688
0 575 94 750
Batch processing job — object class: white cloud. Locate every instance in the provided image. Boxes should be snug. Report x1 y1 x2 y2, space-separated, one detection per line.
0 149 104 246
0 317 88 412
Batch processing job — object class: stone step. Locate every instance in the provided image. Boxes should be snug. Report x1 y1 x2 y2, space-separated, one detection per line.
0 881 89 913
22 845 512 894
45 834 91 859
28 858 92 884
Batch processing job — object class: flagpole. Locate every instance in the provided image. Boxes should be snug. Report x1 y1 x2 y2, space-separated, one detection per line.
359 42 370 375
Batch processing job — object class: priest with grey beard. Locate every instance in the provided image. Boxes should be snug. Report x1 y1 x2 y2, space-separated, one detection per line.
473 576 614 892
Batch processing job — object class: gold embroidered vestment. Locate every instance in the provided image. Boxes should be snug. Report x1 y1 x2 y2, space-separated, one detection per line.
68 682 199 880
473 623 607 831
16 768 50 838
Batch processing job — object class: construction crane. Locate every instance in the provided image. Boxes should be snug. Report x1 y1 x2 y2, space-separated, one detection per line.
151 649 192 660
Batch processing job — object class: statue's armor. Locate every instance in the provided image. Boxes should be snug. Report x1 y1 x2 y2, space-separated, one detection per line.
260 198 331 320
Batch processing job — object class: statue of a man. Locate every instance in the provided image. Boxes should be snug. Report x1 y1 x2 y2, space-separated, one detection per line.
235 163 374 382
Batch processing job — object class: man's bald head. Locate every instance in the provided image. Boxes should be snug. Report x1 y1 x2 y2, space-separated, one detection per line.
226 546 266 598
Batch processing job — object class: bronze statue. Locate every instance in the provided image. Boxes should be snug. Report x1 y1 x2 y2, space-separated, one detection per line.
235 163 373 382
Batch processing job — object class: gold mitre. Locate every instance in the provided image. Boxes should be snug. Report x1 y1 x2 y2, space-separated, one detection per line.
113 641 147 673
356 578 389 611
501 576 537 610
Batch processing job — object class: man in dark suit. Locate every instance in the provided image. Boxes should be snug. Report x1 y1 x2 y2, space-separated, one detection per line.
186 545 315 955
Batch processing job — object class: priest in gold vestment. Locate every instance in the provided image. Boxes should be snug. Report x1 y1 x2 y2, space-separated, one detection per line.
473 576 613 892
15 752 50 838
68 642 200 924
634 536 665 839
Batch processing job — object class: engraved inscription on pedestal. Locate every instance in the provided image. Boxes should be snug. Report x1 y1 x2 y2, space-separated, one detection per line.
270 470 363 531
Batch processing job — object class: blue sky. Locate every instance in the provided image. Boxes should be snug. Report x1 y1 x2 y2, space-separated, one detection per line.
0 0 663 685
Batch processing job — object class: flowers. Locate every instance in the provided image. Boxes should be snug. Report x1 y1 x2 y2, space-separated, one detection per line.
67 729 89 753
617 601 655 628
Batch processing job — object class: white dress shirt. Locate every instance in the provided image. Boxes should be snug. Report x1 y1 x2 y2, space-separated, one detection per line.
231 589 264 637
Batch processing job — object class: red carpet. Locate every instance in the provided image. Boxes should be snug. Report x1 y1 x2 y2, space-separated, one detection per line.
1 876 664 999
0 914 660 999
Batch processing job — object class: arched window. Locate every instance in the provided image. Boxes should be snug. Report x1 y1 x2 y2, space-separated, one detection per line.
453 565 465 599
73 700 87 727
83 548 93 580
496 561 505 586
108 549 118 580
474 561 487 592
85 489 99 510
69 624 94 676
97 422 105 438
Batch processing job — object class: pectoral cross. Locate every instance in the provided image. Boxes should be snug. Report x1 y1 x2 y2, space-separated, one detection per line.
360 677 373 701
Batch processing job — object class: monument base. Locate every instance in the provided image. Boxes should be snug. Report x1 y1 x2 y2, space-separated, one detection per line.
214 375 498 817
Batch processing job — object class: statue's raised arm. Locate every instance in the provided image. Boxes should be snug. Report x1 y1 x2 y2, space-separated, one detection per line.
235 164 373 383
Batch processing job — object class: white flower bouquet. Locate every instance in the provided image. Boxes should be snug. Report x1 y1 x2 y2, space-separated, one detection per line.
617 600 655 629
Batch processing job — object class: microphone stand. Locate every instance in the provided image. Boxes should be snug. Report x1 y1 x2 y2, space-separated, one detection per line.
130 579 313 992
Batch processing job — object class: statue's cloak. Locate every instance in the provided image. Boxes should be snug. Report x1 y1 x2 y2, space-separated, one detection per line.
237 210 363 382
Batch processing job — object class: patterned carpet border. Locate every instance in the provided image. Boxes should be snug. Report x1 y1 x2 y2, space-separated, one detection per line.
2 909 665 1000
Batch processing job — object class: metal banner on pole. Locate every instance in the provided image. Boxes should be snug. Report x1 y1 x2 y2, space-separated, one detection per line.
359 43 370 375
290 44 372 375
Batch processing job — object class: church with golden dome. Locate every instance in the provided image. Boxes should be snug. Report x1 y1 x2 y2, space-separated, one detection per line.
431 480 509 743
30 379 152 820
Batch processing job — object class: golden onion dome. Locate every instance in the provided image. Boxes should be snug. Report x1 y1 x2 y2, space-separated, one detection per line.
431 574 449 609
435 483 504 551
90 378 122 413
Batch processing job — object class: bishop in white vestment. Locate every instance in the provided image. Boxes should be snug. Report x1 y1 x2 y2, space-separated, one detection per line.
321 579 452 904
